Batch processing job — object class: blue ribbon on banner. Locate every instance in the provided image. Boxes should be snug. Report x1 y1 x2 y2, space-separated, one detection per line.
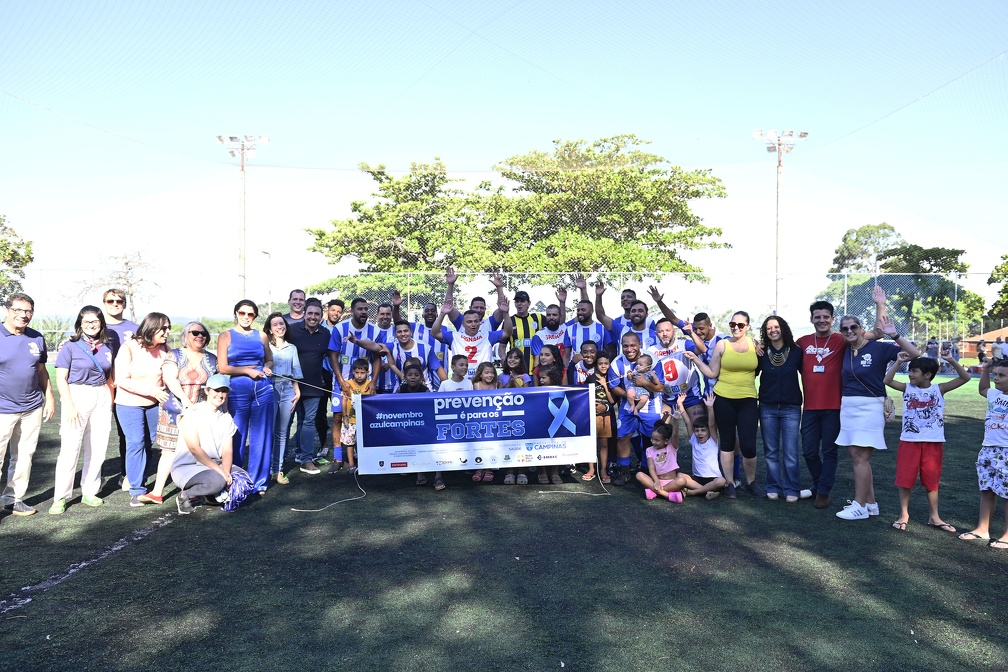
547 391 578 437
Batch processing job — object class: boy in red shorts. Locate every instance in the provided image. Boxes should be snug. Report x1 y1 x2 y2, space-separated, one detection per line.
883 349 970 532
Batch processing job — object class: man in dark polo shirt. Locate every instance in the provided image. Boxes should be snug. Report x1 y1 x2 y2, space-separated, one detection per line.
287 299 330 475
0 293 55 516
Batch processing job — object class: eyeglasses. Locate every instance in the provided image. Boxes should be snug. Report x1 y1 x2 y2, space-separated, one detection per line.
236 310 256 317
839 325 861 333
81 320 101 327
105 299 124 306
728 322 747 330
10 308 34 316
189 330 209 338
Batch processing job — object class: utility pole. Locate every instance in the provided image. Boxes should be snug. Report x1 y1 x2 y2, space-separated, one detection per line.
217 134 269 298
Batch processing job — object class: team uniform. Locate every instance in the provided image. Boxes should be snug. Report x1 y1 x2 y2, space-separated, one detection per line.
569 360 595 386
608 353 664 439
508 313 545 371
648 341 703 409
411 321 451 390
328 321 382 412
563 321 611 356
441 327 506 380
530 326 566 363
612 324 657 352
373 325 396 394
450 313 502 338
389 340 444 392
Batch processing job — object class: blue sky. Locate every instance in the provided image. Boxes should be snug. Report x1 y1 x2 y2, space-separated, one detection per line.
1 0 1005 321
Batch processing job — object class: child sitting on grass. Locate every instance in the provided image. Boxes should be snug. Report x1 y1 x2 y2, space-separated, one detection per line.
677 391 727 499
635 413 686 502
958 358 1008 549
883 351 970 532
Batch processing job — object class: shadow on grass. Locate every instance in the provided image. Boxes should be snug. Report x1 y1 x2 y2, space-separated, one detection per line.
1 414 1006 671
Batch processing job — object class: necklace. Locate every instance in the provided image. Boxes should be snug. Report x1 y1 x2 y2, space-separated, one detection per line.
812 332 830 362
851 338 866 357
768 346 790 367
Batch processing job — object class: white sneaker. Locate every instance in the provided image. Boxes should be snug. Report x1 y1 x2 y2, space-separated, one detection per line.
799 489 813 499
767 493 780 501
836 501 869 520
120 476 131 492
866 502 880 516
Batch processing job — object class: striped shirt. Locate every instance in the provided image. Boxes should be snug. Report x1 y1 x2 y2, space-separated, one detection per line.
389 339 444 391
563 321 611 355
327 321 382 380
508 313 545 370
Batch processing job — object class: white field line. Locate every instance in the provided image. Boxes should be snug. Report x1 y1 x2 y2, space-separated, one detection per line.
0 513 174 614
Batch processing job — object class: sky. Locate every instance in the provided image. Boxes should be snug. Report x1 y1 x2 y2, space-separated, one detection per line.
1 0 1005 327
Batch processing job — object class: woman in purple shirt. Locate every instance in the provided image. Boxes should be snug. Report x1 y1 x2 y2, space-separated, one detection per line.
49 306 115 514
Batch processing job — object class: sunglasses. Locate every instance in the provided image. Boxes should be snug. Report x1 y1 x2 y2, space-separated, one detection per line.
839 325 861 333
236 310 256 317
105 299 124 305
728 322 748 330
158 325 172 332
189 330 209 338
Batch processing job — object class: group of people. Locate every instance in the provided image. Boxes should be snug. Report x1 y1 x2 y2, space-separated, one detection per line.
0 274 1006 549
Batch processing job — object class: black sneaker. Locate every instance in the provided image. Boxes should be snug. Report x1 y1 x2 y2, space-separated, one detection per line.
612 467 631 486
724 482 737 499
744 480 766 498
176 495 195 515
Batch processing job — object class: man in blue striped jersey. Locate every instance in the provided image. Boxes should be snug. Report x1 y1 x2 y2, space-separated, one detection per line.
327 298 382 459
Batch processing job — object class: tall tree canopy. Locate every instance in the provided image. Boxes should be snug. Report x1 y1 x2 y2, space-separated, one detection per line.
828 222 905 273
307 136 727 297
0 215 34 303
988 253 1008 319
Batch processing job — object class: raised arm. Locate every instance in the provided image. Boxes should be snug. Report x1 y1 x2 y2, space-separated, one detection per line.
648 285 679 324
879 315 920 358
444 266 460 323
391 289 404 323
556 285 568 324
684 343 721 380
704 391 719 444
594 281 614 331
884 352 909 393
574 273 590 302
937 350 972 395
979 359 992 396
430 300 451 343
498 297 513 340
490 273 507 325
676 393 693 436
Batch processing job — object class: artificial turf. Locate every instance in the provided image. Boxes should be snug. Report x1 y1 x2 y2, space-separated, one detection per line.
1 376 1006 671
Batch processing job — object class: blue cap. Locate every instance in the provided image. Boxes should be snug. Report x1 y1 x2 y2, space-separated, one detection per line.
204 374 231 391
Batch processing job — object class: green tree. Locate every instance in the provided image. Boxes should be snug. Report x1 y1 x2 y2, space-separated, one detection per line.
828 222 905 273
0 215 34 303
987 254 1008 319
485 134 726 279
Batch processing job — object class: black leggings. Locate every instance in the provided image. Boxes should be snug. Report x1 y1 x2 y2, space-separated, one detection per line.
713 395 759 459
183 470 227 498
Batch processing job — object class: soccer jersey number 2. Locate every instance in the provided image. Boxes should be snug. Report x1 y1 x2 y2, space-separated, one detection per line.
465 345 478 363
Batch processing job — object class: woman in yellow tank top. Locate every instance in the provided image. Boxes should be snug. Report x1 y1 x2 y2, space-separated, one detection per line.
685 311 761 500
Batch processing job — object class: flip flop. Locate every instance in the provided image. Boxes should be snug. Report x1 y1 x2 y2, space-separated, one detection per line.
892 520 908 531
990 540 1008 550
551 474 563 485
600 473 611 484
434 477 446 491
416 475 428 487
958 531 990 541
581 472 596 481
927 521 957 534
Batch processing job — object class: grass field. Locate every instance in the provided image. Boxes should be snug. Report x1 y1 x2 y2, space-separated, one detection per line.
1 375 1006 671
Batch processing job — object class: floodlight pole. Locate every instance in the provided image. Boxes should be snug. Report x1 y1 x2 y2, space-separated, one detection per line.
217 135 268 298
262 250 272 315
752 129 807 315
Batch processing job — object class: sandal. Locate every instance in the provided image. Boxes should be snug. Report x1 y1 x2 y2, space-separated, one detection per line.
582 472 596 481
551 474 563 485
990 540 1008 550
892 520 908 531
471 470 485 482
482 470 494 483
416 475 428 487
434 477 446 491
538 472 549 485
927 521 957 534
600 473 611 484
958 531 990 542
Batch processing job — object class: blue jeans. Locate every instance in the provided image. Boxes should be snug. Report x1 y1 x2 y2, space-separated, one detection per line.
801 408 841 496
116 403 158 496
294 396 320 464
760 403 802 497
271 379 297 475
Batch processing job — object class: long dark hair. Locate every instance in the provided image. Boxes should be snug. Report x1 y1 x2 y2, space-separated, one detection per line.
502 347 528 376
263 312 289 345
134 312 171 347
760 315 796 349
69 305 109 344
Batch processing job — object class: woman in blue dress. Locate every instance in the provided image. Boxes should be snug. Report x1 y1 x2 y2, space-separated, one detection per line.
216 300 275 493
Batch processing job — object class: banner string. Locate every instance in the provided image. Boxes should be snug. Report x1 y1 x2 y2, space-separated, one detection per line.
289 470 367 512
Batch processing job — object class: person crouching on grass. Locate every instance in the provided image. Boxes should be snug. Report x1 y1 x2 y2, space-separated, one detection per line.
676 391 727 499
883 351 970 533
958 358 1008 549
635 413 685 502
171 375 237 514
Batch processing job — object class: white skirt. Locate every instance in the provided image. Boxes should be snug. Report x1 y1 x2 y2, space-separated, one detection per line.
837 396 887 450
